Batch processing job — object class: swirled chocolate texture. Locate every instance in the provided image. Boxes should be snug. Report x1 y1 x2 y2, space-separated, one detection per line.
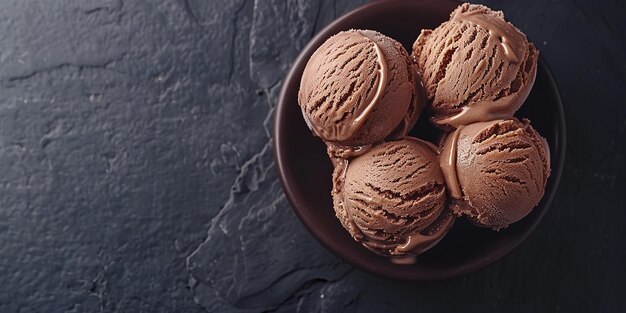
440 118 550 229
332 138 454 256
299 29 420 146
412 3 538 129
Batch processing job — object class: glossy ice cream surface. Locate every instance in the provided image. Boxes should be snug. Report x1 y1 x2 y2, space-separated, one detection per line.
440 118 550 229
412 3 538 129
299 29 421 146
332 138 455 257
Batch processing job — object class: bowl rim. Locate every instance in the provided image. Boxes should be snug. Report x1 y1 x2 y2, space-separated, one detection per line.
273 0 566 281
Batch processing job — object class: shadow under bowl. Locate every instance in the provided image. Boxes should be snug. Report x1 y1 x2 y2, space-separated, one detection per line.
273 0 565 281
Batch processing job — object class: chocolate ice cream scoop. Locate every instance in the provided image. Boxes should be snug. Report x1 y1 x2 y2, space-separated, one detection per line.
332 138 455 257
440 118 550 229
412 3 538 129
299 29 421 146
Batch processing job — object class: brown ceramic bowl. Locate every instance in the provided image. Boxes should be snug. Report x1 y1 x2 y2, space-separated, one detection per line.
274 0 565 280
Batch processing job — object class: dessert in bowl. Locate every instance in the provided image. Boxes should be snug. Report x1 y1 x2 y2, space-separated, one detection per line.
274 0 565 280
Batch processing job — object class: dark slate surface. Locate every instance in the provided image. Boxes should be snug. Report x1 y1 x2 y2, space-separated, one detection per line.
0 0 624 312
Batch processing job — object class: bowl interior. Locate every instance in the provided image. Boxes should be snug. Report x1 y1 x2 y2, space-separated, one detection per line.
274 0 565 280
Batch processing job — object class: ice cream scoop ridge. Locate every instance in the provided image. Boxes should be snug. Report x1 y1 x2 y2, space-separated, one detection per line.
441 125 464 198
451 7 523 63
350 32 389 139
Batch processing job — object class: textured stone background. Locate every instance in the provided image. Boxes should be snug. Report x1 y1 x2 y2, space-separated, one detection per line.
0 0 624 312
